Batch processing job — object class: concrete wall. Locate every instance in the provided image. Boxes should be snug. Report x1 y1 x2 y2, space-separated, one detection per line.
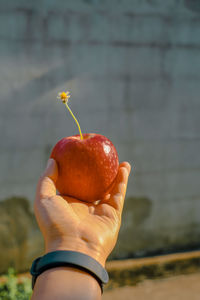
0 0 200 270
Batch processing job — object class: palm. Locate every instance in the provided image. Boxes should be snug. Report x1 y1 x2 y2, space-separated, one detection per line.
35 159 130 265
52 194 119 245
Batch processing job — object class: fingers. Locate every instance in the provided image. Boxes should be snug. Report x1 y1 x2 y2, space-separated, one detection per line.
118 161 131 174
36 158 58 200
108 161 131 212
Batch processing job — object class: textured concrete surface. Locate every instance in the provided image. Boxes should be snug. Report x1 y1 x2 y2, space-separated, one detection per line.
0 0 200 270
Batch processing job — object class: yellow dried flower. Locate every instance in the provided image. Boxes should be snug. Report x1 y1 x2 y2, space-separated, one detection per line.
57 91 70 103
56 91 83 140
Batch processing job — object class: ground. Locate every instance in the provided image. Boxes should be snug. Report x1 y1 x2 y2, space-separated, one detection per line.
103 272 200 300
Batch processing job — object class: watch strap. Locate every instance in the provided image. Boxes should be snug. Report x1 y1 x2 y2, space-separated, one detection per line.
30 250 109 293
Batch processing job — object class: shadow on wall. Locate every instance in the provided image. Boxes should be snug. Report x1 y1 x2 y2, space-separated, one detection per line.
111 196 200 260
122 197 152 227
0 197 43 274
184 0 200 13
110 196 153 260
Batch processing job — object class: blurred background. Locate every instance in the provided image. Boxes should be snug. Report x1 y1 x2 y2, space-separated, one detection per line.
0 0 200 298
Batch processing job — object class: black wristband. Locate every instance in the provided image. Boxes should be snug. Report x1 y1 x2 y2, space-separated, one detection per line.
30 251 109 293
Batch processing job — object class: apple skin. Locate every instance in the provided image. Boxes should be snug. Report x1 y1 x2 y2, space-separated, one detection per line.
50 133 119 202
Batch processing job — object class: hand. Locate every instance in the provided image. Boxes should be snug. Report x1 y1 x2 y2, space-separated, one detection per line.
34 159 131 267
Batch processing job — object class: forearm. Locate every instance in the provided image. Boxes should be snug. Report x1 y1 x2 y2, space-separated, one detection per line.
31 267 102 300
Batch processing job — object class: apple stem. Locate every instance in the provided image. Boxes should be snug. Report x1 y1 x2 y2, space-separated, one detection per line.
65 103 83 140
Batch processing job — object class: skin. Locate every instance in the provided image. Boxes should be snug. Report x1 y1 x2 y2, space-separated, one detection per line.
31 158 131 300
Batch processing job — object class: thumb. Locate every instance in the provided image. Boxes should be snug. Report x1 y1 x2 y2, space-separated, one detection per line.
36 158 58 200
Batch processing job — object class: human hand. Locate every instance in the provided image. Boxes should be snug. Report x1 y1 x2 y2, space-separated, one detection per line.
34 158 131 267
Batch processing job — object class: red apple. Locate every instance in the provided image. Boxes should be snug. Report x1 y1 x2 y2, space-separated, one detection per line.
50 133 119 202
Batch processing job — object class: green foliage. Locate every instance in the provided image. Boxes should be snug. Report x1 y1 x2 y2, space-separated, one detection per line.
0 269 32 300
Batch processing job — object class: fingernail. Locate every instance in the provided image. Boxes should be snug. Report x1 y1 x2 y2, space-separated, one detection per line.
128 162 132 175
129 166 132 175
46 158 53 170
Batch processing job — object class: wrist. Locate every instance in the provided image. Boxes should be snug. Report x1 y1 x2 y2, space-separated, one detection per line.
45 238 107 267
